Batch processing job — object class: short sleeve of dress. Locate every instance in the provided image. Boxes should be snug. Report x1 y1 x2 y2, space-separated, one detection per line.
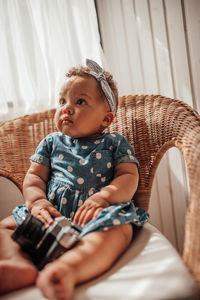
113 134 139 168
30 134 54 167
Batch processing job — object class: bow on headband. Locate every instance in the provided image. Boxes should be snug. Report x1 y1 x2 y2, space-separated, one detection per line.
85 59 116 114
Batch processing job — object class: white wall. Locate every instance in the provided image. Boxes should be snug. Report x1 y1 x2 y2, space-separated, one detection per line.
96 0 200 253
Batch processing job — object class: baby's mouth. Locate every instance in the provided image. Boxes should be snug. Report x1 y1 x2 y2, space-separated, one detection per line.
61 115 73 124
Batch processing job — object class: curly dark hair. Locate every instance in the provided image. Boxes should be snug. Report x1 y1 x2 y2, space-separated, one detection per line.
66 66 119 109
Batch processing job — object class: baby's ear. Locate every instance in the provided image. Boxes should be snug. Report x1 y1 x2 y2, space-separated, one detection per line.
102 112 114 127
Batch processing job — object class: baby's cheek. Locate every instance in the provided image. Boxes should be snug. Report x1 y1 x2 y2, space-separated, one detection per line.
54 111 61 130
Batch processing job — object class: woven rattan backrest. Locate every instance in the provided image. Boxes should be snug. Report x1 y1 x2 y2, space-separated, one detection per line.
0 109 56 190
0 94 200 284
108 95 200 208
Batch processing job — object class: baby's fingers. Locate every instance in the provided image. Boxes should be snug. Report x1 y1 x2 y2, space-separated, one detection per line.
73 206 84 224
78 207 99 227
39 209 54 228
92 207 103 219
48 206 62 218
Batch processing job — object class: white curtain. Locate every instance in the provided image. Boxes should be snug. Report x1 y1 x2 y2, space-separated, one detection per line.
0 0 103 121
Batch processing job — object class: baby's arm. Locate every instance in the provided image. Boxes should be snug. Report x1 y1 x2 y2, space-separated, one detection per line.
74 162 139 226
23 161 61 226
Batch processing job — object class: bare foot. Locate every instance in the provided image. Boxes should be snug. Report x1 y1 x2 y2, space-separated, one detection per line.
36 260 76 300
0 260 38 294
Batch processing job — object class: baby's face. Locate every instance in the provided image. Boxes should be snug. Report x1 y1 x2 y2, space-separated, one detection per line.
54 76 113 138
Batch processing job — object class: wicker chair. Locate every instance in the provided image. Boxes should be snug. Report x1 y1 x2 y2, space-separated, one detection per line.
0 95 200 299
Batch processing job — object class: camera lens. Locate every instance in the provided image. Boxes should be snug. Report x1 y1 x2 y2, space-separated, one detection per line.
12 214 46 252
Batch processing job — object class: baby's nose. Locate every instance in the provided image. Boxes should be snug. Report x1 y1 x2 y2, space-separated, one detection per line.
62 104 74 115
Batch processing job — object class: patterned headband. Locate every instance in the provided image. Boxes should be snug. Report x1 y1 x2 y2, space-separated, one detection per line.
85 59 116 113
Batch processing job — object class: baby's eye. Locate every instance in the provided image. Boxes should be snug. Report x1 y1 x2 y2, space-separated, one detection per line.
76 99 86 105
59 98 66 105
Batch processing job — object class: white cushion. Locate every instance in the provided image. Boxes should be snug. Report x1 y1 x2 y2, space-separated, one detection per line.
1 223 199 300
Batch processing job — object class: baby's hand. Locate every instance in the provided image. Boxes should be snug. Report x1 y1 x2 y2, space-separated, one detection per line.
30 199 62 228
74 195 109 227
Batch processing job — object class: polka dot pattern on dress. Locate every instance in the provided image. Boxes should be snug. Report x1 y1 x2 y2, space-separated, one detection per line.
77 178 84 184
67 166 73 172
88 187 95 196
94 140 100 144
112 219 121 225
96 153 102 159
107 162 111 168
79 159 85 165
59 154 64 160
62 197 67 205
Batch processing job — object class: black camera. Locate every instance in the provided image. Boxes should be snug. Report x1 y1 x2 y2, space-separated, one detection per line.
11 213 82 270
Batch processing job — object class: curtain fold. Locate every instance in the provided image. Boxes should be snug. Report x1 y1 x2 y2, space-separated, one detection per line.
0 0 103 121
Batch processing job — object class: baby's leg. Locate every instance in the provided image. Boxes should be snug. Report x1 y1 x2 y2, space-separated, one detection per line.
0 226 38 294
37 223 133 300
